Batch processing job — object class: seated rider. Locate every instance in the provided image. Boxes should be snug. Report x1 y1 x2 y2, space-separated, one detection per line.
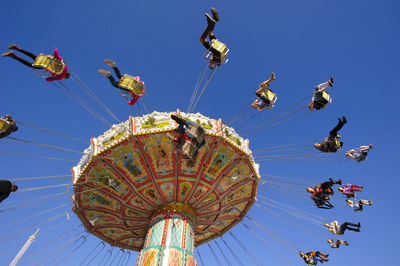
2 44 69 81
252 72 276 111
199 8 226 69
324 220 361 235
306 178 342 209
299 251 329 265
338 184 363 198
346 199 372 212
299 251 315 265
327 238 349 249
346 144 373 162
171 115 205 159
98 59 145 106
314 116 347 153
0 180 18 203
0 115 18 139
309 77 333 111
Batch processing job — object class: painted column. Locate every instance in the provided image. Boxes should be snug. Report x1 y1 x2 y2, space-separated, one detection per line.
137 203 196 266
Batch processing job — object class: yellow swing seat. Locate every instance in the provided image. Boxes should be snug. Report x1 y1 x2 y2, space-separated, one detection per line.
312 91 332 110
0 119 9 133
118 75 146 97
32 54 65 78
259 89 277 109
205 39 229 65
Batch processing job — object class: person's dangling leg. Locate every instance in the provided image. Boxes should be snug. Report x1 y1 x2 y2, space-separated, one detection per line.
107 75 120 88
319 178 341 192
113 67 122 79
342 222 360 232
324 201 334 209
259 72 276 90
211 7 219 21
315 77 333 91
313 257 324 264
104 59 122 79
315 81 330 92
2 51 35 68
357 201 364 211
200 13 216 49
316 251 329 258
98 70 122 89
171 115 188 127
329 116 347 137
328 178 342 186
360 199 372 205
8 44 37 60
359 145 372 152
351 184 363 191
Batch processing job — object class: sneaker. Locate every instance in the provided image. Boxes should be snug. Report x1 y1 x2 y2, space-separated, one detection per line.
205 13 216 25
8 44 19 50
98 69 111 77
345 241 349 245
271 72 276 80
357 222 361 227
369 200 373 205
1 51 15 57
104 59 116 68
211 7 219 21
329 76 334 85
342 116 347 123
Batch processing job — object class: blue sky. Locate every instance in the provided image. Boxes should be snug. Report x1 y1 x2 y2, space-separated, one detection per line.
1 0 399 265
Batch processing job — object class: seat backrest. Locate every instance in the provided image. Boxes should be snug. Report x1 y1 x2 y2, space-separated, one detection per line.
0 119 10 133
260 89 277 107
118 75 145 96
313 91 331 109
210 39 229 64
180 141 197 158
186 122 205 144
33 55 65 75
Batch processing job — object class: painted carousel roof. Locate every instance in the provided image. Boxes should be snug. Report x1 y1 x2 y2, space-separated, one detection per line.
72 110 260 251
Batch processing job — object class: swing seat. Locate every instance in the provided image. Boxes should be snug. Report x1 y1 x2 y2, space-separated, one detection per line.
185 122 205 142
32 54 65 78
175 122 205 159
0 119 9 133
177 140 198 159
317 137 341 153
205 39 229 64
260 89 277 109
118 75 146 97
312 91 331 110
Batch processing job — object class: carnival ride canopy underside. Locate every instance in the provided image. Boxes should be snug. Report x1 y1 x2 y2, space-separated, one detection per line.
72 111 260 251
